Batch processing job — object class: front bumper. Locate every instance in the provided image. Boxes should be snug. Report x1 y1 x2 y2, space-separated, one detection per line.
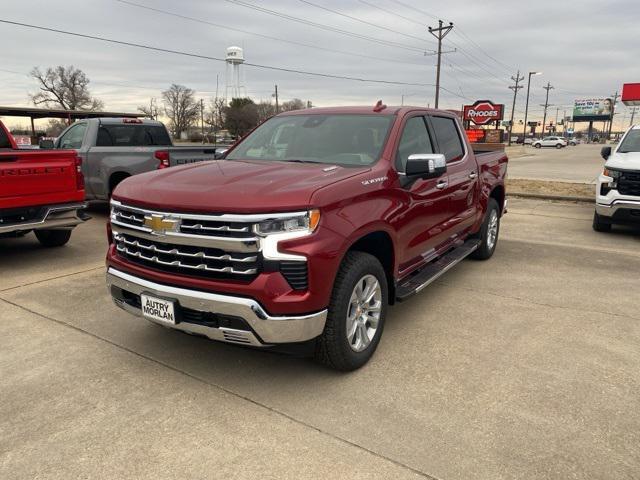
0 202 87 234
106 267 327 346
595 199 640 219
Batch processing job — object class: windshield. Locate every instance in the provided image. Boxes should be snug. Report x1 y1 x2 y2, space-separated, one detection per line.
226 114 394 166
618 129 640 153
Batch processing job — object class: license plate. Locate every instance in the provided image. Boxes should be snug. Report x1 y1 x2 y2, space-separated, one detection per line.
140 294 176 325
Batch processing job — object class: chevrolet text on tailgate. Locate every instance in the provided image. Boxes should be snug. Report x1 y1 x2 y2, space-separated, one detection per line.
0 120 87 247
106 104 508 370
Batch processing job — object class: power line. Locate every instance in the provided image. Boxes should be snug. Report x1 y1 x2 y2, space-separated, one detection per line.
219 0 427 53
0 19 437 87
387 0 438 20
115 0 428 66
452 28 514 73
357 0 426 27
295 0 432 45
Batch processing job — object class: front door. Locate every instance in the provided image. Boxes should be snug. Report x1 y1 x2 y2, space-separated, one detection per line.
392 115 451 274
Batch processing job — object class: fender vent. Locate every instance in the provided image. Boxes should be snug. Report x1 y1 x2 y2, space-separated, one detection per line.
280 261 308 291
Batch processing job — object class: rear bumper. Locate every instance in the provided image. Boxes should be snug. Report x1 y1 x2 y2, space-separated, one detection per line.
0 202 87 234
106 267 327 346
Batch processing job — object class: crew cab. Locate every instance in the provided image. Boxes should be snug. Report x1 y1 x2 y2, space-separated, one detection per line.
48 118 224 200
106 105 508 370
0 120 86 247
593 124 640 231
532 136 567 148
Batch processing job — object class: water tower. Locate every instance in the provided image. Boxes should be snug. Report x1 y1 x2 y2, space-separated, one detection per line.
225 46 245 102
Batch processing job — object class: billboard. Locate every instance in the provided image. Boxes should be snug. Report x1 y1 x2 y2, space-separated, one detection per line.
622 83 640 106
572 98 613 122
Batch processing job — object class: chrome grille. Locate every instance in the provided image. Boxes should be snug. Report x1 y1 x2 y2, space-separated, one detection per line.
180 219 254 237
114 232 260 279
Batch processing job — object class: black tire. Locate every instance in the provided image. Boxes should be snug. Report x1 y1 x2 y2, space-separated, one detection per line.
534 143 542 149
556 143 563 149
315 251 388 371
35 229 72 247
470 198 500 260
592 211 612 232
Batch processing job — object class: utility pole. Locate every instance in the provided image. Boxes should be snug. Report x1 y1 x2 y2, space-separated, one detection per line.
274 84 279 113
607 91 620 140
428 20 454 109
508 70 524 146
541 82 554 137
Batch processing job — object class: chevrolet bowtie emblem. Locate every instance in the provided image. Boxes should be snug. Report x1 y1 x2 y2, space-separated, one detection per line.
143 214 179 234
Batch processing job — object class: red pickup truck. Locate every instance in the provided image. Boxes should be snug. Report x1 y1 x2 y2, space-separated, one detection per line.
0 120 86 246
106 105 507 370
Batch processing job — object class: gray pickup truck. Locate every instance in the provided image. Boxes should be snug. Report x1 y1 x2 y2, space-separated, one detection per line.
51 118 224 200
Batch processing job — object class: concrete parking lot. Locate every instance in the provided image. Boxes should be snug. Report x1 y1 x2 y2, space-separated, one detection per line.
507 144 605 183
1 198 639 480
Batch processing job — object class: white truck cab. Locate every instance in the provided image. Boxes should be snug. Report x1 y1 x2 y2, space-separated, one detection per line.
594 124 640 231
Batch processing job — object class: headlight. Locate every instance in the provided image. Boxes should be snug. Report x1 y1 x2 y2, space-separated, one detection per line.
603 168 620 180
255 209 320 236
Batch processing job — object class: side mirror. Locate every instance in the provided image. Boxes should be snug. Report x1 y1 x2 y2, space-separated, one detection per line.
601 146 611 160
214 148 228 160
39 139 55 149
405 153 447 178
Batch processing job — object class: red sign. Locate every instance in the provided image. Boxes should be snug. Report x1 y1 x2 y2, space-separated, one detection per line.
622 83 640 106
465 129 486 143
463 100 504 125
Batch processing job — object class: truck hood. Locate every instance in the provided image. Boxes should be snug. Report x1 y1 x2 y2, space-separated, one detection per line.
113 159 368 213
606 151 640 171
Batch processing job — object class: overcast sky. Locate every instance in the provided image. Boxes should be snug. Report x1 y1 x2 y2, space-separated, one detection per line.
2 0 639 129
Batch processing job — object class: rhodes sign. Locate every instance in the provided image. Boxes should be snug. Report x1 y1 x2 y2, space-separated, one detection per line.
463 101 504 126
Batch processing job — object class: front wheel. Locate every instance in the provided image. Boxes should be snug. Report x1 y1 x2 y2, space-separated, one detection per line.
35 229 72 247
592 211 612 232
534 143 542 148
315 252 388 371
471 199 500 260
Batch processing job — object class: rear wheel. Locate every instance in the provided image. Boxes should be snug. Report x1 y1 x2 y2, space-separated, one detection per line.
534 143 542 149
556 143 563 149
315 251 388 371
592 211 612 232
471 199 500 260
35 229 72 247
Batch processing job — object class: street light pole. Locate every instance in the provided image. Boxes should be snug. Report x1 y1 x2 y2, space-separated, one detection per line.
522 71 542 144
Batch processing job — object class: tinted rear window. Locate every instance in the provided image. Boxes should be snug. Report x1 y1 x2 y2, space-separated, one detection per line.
0 127 11 148
96 125 171 147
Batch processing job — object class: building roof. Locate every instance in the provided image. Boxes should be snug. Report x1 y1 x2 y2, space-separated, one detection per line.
0 105 145 120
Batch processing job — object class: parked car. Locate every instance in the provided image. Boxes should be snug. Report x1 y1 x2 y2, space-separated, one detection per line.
593 124 640 232
106 105 508 370
0 120 87 247
523 137 534 145
532 136 567 149
48 118 226 201
568 138 580 146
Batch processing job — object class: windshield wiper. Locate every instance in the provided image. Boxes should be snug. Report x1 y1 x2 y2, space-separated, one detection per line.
282 159 324 164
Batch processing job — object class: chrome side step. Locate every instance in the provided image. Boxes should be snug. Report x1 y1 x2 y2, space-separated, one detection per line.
395 239 480 302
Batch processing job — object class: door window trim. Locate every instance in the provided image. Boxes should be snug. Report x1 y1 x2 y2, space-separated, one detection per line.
393 113 436 173
57 122 87 149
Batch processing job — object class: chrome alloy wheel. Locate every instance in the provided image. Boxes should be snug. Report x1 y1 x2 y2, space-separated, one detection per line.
346 274 382 352
487 209 499 251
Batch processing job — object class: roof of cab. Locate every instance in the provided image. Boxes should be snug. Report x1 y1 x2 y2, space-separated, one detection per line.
277 106 447 116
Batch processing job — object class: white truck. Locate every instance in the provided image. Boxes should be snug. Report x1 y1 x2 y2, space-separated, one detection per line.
593 125 640 231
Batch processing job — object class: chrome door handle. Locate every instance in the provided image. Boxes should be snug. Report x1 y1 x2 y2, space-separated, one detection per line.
469 172 477 179
436 180 448 189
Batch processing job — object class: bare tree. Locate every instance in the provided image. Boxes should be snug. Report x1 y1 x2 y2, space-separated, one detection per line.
280 98 306 112
205 97 226 133
45 119 68 136
138 98 160 120
162 84 199 138
30 66 104 111
256 101 277 123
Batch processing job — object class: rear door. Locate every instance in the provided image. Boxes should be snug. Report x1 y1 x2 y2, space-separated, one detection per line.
393 114 451 271
428 115 479 236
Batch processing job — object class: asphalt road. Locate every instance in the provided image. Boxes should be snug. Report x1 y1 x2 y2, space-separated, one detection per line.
1 199 639 480
506 144 606 183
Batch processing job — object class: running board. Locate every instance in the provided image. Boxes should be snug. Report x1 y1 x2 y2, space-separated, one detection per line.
395 239 480 302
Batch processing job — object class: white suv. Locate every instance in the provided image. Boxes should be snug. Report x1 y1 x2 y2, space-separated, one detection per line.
593 125 640 232
532 136 568 149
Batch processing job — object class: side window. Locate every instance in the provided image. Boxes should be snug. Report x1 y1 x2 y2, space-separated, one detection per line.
58 123 87 149
430 116 464 162
395 116 434 172
146 126 172 146
0 127 11 148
